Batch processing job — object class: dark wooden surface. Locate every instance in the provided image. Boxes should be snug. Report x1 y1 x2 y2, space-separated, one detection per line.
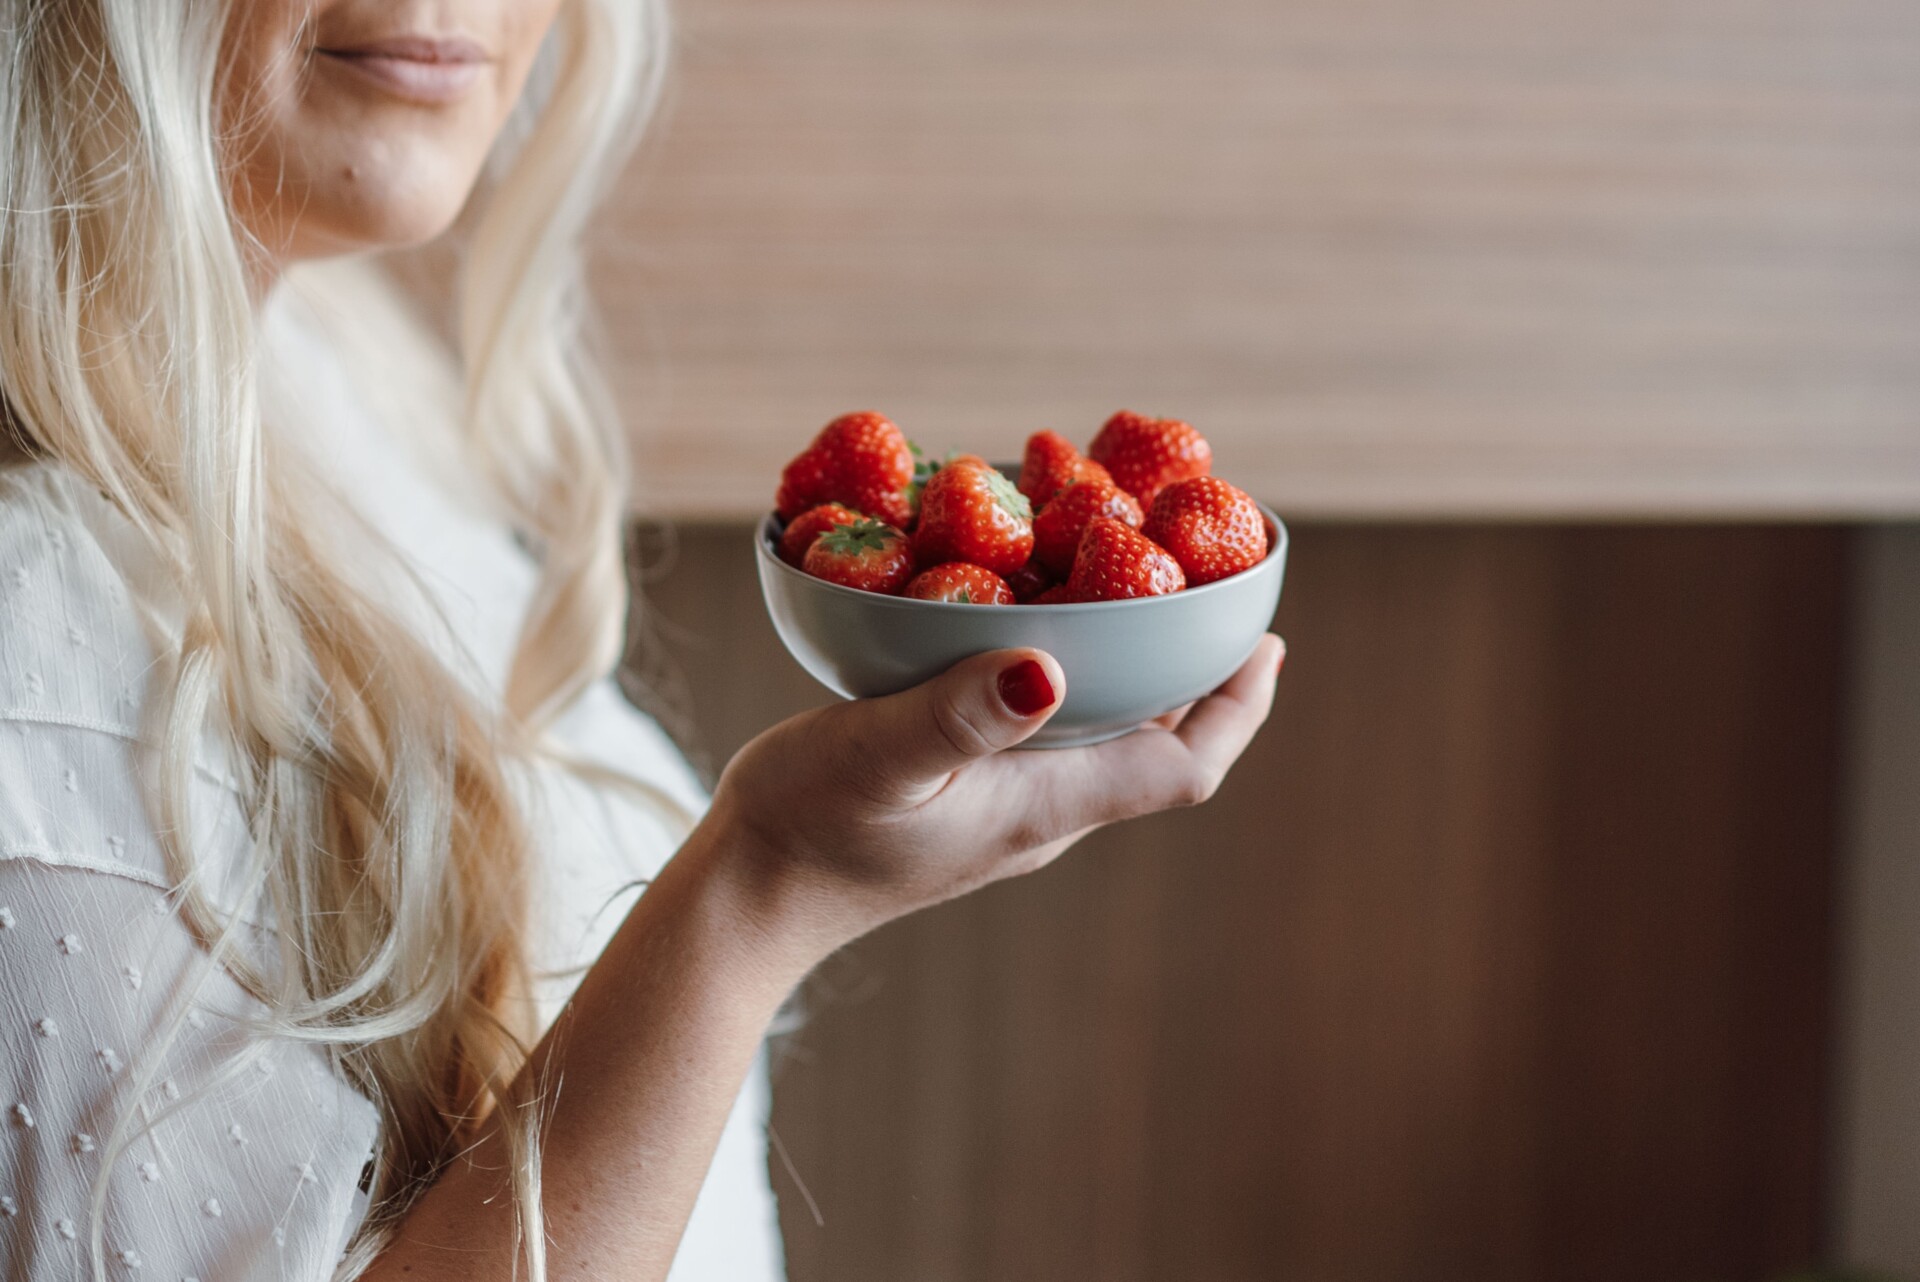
628 523 1848 1282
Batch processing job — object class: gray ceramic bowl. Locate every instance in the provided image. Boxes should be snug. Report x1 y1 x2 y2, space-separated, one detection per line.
755 486 1289 749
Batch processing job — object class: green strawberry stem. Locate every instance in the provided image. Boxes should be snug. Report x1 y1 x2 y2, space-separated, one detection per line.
814 517 898 556
906 440 938 509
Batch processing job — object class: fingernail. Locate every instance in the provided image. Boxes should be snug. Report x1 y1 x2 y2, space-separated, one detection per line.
998 658 1056 717
1275 638 1287 676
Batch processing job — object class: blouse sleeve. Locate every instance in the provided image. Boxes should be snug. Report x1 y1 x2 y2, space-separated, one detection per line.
0 465 383 1276
0 725 382 1281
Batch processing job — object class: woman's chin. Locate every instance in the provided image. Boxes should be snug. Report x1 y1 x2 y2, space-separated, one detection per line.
263 191 474 263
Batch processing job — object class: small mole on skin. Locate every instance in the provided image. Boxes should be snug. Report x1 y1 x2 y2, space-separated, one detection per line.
342 164 359 183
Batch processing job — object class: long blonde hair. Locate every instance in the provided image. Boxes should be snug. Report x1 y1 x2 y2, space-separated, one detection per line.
0 1 672 1276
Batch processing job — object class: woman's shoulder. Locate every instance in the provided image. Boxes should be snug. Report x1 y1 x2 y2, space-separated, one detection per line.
0 459 184 737
0 461 260 911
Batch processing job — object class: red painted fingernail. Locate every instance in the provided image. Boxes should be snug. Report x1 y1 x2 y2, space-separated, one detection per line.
998 659 1056 717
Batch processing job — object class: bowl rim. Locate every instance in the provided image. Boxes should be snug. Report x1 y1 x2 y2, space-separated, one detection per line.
756 498 1289 611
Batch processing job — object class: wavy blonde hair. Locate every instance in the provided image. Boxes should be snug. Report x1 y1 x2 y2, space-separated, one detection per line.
0 0 674 1276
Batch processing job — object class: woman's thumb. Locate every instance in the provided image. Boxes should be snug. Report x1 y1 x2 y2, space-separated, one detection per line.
856 648 1065 784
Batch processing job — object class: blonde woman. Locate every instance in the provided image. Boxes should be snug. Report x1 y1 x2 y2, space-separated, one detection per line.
0 1 1284 1278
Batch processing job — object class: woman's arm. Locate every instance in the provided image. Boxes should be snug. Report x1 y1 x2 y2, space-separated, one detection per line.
359 819 815 1277
363 637 1284 1279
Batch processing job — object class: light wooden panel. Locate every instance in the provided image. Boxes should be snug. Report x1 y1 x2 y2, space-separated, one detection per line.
597 0 1920 521
631 522 1848 1281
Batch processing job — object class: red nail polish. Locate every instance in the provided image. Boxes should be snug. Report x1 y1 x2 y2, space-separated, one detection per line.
998 659 1056 717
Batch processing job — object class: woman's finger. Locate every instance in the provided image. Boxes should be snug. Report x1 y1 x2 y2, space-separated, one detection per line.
1168 633 1285 782
991 634 1285 834
829 647 1068 798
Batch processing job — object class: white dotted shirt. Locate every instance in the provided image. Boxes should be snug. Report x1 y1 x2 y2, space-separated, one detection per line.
0 283 785 1279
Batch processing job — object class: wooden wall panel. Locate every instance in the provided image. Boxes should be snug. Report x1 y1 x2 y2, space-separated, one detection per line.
599 0 1920 519
1835 528 1920 1275
628 523 1848 1282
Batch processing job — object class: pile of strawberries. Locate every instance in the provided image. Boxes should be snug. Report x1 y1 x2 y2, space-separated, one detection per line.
774 410 1269 603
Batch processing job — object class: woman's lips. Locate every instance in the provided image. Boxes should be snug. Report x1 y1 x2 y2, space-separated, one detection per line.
314 36 490 105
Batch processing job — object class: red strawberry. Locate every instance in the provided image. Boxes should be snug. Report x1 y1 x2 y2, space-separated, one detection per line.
1141 476 1269 585
1003 557 1055 603
1067 516 1186 600
776 450 834 517
904 562 1015 605
801 518 914 594
776 411 915 527
911 460 1034 576
1031 479 1144 578
779 502 864 567
1018 430 1113 509
905 451 993 528
1027 583 1082 605
1087 410 1212 508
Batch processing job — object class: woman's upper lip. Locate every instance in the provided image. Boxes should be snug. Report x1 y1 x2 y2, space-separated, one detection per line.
314 35 490 64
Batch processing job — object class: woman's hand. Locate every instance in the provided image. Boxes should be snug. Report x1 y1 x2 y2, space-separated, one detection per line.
695 632 1286 965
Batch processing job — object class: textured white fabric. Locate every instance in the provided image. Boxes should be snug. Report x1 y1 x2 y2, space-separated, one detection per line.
0 287 785 1279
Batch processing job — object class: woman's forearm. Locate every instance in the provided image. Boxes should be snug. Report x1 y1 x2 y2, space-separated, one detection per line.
359 819 818 1281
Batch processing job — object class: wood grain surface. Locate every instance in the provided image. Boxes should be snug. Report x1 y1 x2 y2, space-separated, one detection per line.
1835 528 1920 1276
595 0 1920 520
628 521 1848 1282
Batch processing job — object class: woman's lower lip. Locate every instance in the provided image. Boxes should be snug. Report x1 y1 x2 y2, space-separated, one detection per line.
315 50 486 105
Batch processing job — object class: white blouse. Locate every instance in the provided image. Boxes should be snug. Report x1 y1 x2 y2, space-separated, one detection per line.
0 283 786 1279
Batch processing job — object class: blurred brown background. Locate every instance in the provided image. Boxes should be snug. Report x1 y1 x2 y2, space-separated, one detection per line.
599 0 1920 1278
638 525 1848 1282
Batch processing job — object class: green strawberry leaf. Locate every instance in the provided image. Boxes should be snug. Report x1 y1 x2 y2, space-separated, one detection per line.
906 440 939 510
982 466 1033 522
909 440 938 483
814 517 899 558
